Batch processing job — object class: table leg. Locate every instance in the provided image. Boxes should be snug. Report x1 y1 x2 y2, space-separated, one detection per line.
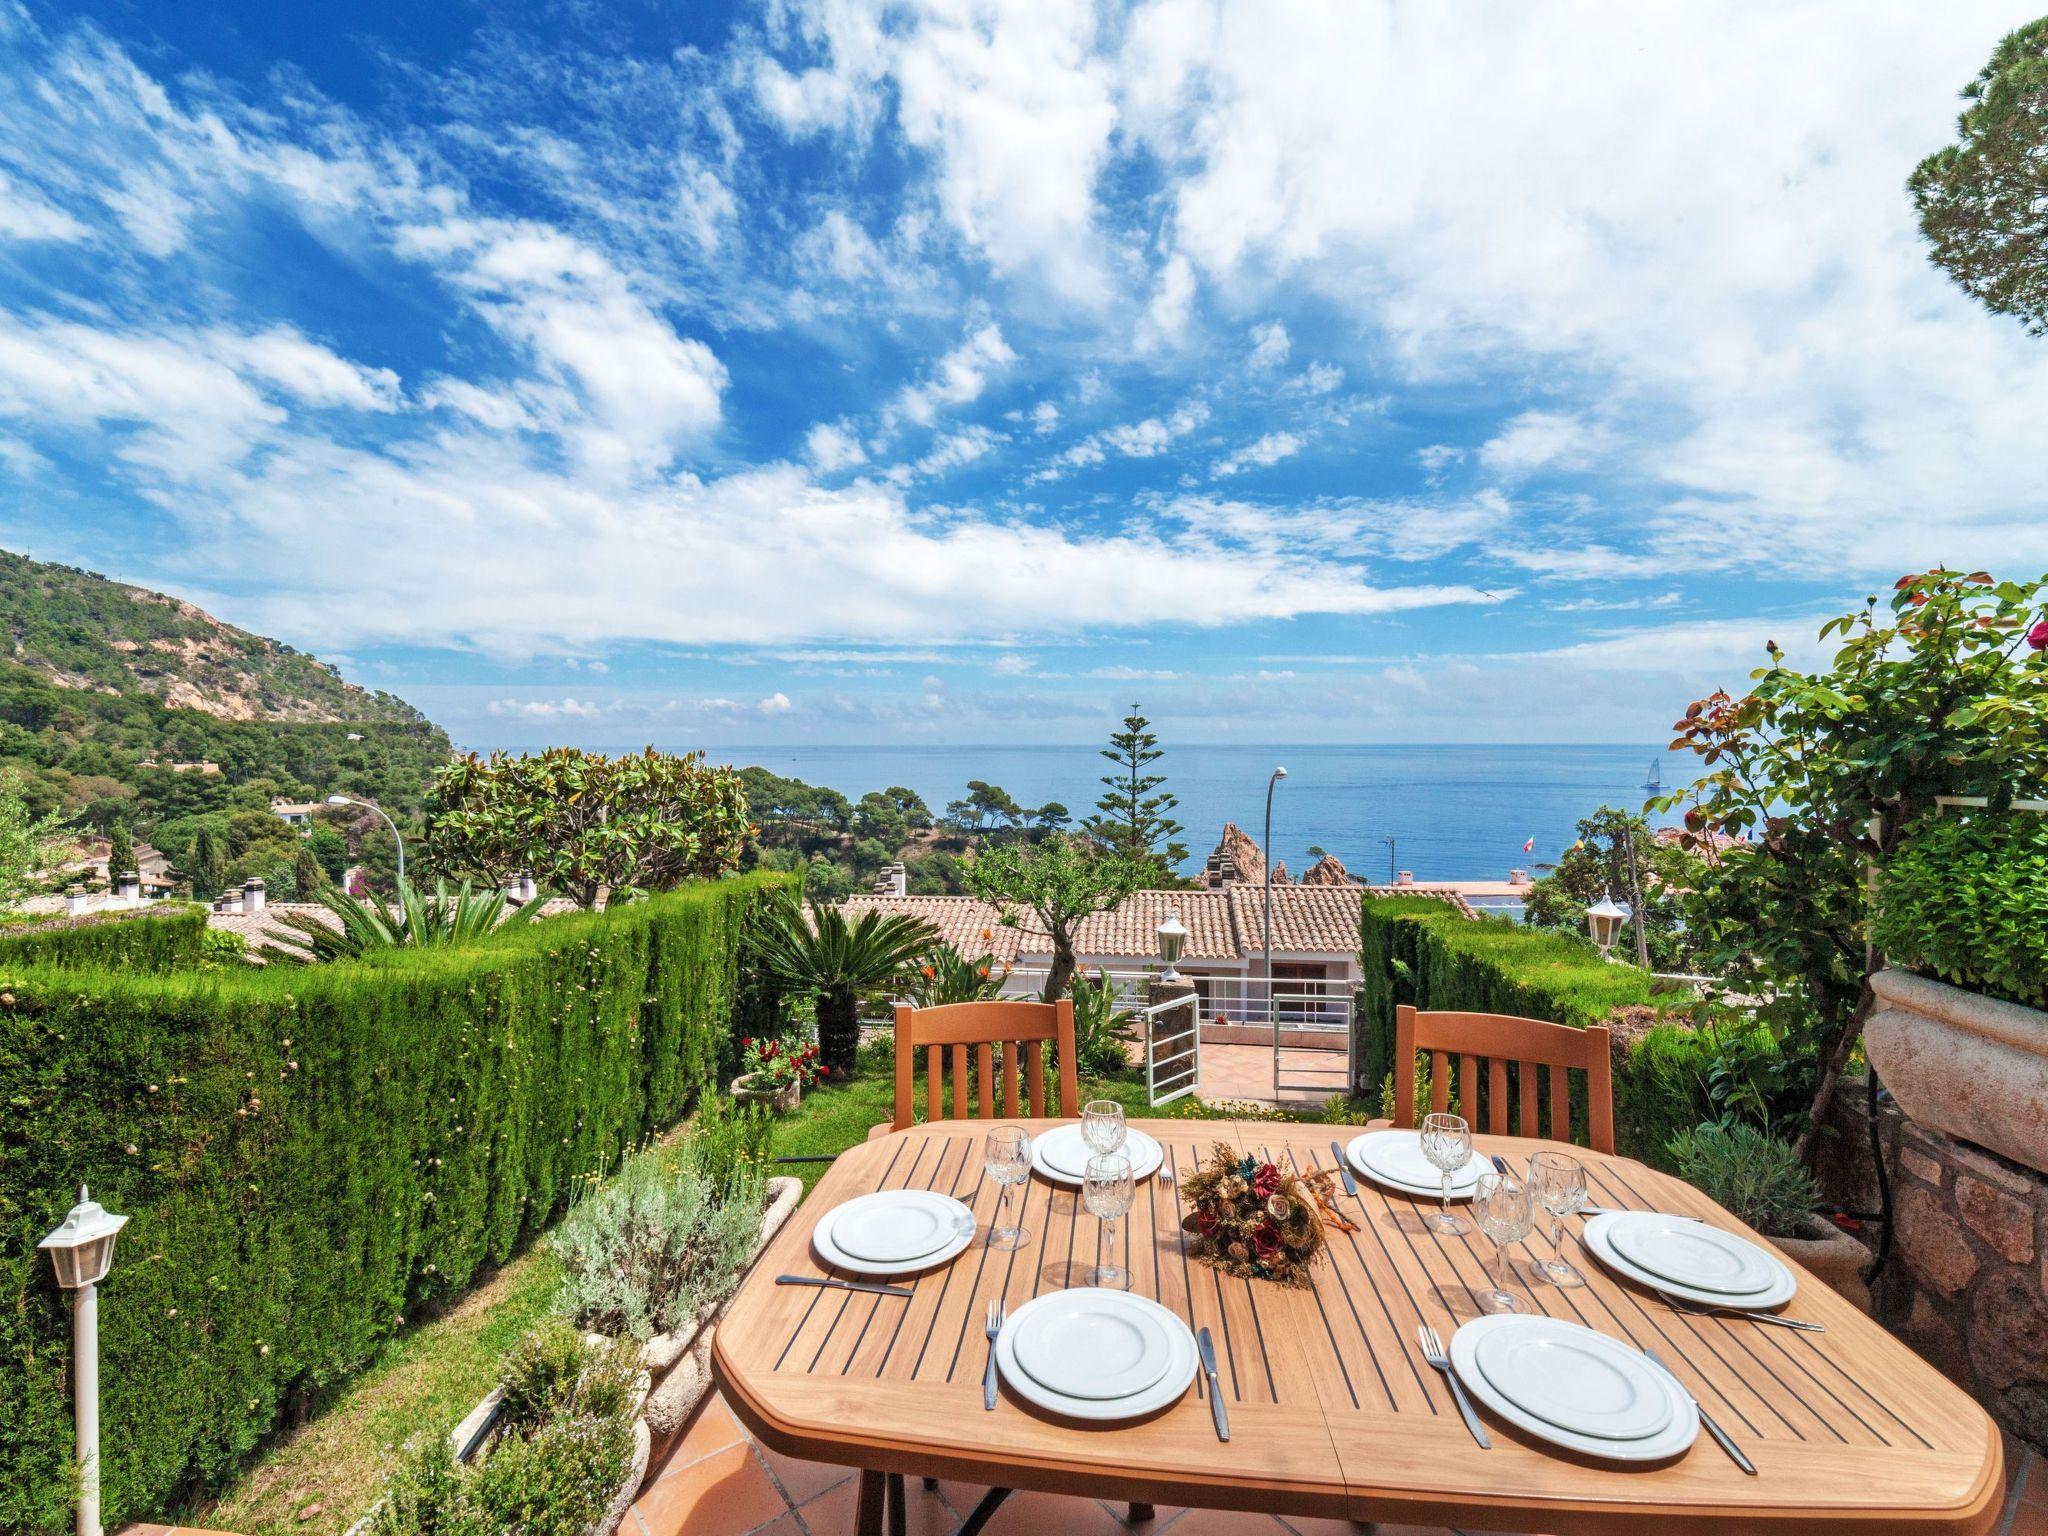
956 1487 1012 1536
886 1472 906 1536
854 1469 885 1536
1128 1503 1156 1522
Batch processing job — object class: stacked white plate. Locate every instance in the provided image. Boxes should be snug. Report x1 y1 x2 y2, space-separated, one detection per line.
812 1189 976 1276
1031 1123 1165 1186
1583 1211 1798 1309
995 1289 1199 1420
1345 1130 1481 1201
1450 1315 1700 1461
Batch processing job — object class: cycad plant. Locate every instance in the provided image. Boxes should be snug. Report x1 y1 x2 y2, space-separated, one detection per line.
747 892 937 1074
265 878 547 963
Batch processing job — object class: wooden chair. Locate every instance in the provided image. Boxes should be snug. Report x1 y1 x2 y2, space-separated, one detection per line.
889 998 1079 1132
1392 1003 1615 1154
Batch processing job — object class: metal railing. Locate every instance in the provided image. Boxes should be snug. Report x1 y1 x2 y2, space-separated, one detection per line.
1142 993 1200 1107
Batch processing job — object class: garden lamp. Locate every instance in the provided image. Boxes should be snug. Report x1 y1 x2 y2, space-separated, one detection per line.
1155 910 1188 982
328 793 405 888
40 1185 129 1536
1586 892 1629 959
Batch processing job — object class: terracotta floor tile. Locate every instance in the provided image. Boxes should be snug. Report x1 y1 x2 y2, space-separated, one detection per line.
2005 1499 2048 1536
2021 1450 2048 1511
1153 1510 1291 1534
750 1439 855 1509
647 1392 748 1482
973 1488 1131 1535
793 1474 960 1536
631 1440 789 1536
1279 1520 1443 1536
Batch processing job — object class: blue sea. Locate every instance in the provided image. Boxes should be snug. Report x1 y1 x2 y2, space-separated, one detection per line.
705 743 1687 882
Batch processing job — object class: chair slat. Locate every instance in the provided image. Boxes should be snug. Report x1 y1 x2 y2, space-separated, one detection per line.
1487 1057 1509 1137
1429 1051 1449 1116
1027 1040 1046 1118
1461 1054 1480 1127
976 1043 994 1120
927 1045 942 1127
1003 1042 1021 1118
1550 1061 1571 1145
1517 1060 1538 1139
951 1044 969 1120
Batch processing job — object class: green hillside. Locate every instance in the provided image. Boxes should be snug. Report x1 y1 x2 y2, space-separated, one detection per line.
0 549 451 896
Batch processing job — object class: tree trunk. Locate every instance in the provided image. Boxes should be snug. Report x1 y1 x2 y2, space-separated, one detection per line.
1041 931 1077 1005
1792 980 1878 1166
817 985 862 1077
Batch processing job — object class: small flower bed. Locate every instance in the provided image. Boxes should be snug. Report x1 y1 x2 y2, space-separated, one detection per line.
739 1033 826 1091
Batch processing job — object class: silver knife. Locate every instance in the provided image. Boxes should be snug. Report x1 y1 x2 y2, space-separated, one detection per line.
1196 1327 1230 1442
775 1275 915 1298
1645 1346 1756 1475
1327 1140 1357 1197
1490 1153 1512 1175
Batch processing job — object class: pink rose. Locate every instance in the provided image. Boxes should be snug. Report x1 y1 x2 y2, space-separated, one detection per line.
2028 621 2048 652
1251 1164 1281 1200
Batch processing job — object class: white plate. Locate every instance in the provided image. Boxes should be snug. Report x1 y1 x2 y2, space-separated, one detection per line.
1009 1290 1176 1401
1451 1315 1699 1463
1347 1131 1480 1200
831 1190 972 1265
1470 1316 1675 1441
1032 1124 1164 1186
1583 1212 1798 1310
1606 1216 1780 1297
996 1289 1199 1421
812 1192 976 1277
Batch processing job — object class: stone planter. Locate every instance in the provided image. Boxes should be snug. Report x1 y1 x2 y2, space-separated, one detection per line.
730 1071 800 1114
1767 1213 1870 1312
1866 968 2048 1176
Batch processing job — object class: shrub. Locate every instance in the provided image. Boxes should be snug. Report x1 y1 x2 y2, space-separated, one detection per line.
1069 969 1137 1078
1666 1121 1820 1237
0 905 206 971
0 873 787 1532
684 1094 773 1201
1873 810 2048 1010
550 1146 766 1341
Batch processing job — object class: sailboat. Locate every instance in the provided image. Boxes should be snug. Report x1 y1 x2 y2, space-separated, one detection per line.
1643 758 1663 792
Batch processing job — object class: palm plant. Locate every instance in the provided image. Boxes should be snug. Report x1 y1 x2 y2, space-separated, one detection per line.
906 943 1011 1008
265 878 547 963
747 892 938 1074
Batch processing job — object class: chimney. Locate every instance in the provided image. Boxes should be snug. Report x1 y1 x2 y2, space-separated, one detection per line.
65 885 88 918
871 862 907 897
503 872 538 903
114 872 140 904
242 877 267 915
1396 869 1415 886
1508 867 1531 887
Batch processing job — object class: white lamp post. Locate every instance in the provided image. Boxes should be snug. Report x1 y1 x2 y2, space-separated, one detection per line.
1155 910 1188 983
1586 893 1629 961
328 794 405 889
1263 767 1287 1089
39 1186 128 1536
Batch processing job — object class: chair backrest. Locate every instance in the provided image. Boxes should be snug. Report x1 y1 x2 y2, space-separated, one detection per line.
1393 1003 1614 1154
891 999 1079 1132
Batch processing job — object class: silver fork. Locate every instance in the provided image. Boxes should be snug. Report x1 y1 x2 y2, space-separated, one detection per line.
1656 1289 1825 1332
983 1298 1005 1411
1417 1323 1490 1448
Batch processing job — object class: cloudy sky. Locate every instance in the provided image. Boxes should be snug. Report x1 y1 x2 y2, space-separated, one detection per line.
4 0 2045 750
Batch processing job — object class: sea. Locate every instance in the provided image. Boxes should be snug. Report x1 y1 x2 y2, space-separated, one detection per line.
705 743 1688 883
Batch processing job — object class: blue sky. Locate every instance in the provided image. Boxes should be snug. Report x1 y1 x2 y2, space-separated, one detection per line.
4 0 2046 751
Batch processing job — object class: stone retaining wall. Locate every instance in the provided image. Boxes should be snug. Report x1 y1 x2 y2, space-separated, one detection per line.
1821 1080 2048 1448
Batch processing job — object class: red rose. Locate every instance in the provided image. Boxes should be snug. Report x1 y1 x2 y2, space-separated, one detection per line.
2028 621 2048 651
1251 1164 1281 1200
1194 1207 1220 1236
1252 1221 1284 1259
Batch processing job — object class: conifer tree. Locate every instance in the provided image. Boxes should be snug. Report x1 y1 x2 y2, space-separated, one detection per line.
1086 706 1188 872
106 821 135 886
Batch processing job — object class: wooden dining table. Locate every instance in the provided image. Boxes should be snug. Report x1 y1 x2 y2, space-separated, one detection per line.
712 1118 2003 1535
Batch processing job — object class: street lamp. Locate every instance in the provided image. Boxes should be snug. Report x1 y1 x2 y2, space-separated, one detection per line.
1382 836 1397 884
1264 767 1287 1090
40 1186 128 1536
328 794 405 889
1586 893 1629 960
1155 910 1188 983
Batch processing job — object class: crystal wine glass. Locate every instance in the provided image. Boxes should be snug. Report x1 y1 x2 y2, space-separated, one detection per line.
1474 1171 1535 1313
984 1126 1032 1251
1083 1152 1136 1288
1529 1150 1588 1286
1419 1112 1472 1235
1082 1098 1127 1156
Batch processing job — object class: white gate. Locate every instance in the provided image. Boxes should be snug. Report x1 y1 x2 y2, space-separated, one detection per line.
1141 993 1201 1107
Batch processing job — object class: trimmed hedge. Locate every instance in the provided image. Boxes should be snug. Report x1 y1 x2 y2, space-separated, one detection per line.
1873 810 2048 1011
0 905 207 972
0 873 785 1531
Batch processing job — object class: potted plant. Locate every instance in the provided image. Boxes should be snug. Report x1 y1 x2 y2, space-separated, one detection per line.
729 1033 822 1113
1866 810 2048 1175
1667 1122 1870 1309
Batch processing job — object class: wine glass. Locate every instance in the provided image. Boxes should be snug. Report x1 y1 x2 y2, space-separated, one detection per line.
1529 1150 1588 1287
984 1126 1032 1251
1082 1099 1127 1156
1474 1171 1535 1313
1419 1112 1472 1234
1083 1153 1136 1288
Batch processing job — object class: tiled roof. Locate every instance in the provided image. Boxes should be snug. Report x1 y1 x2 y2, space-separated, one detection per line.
837 894 1023 963
1068 889 1239 960
1225 884 1369 954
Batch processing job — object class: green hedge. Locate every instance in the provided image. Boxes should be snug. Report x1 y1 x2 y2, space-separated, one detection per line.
0 873 786 1531
0 906 207 972
1873 810 2048 1010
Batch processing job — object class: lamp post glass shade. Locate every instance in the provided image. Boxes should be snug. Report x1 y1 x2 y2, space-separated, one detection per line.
1155 911 1188 979
1585 893 1629 955
38 1186 127 1290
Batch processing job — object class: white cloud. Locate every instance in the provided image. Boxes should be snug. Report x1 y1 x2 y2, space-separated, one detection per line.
0 172 88 242
1286 363 1344 396
1032 398 1211 481
215 326 402 412
1478 410 1602 477
1030 400 1060 435
486 696 608 719
991 652 1035 676
757 691 793 714
1248 321 1291 371
915 425 1003 476
887 322 1016 429
1134 251 1196 351
805 421 868 472
1212 430 1302 478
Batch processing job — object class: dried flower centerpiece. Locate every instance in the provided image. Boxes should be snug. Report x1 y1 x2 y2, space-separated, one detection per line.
1179 1143 1353 1286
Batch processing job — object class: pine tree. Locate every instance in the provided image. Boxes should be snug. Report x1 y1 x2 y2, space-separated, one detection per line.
1086 706 1187 871
294 842 326 897
106 821 135 887
188 824 226 898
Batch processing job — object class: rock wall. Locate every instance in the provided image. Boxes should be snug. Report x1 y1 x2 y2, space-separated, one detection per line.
1822 1079 2048 1448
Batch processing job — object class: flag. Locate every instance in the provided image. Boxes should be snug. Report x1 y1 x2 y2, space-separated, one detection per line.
1522 837 1535 853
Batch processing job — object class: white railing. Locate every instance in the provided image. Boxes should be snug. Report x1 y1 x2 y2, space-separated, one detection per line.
1142 993 1200 1107
996 968 1357 1033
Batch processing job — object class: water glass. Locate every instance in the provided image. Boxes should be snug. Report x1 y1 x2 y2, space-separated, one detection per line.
1082 1098 1127 1156
984 1126 1032 1251
1082 1153 1136 1288
1529 1150 1588 1286
1419 1112 1472 1235
1474 1171 1535 1313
